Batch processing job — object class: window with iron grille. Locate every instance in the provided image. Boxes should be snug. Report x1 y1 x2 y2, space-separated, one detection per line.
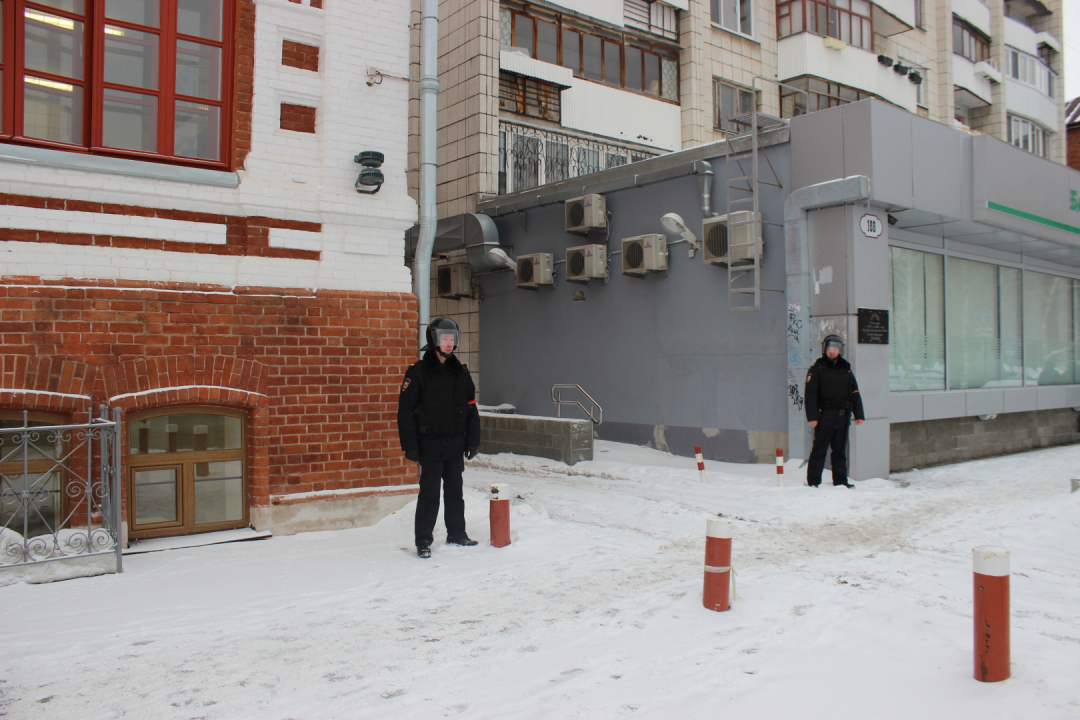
499 72 561 122
1 0 232 167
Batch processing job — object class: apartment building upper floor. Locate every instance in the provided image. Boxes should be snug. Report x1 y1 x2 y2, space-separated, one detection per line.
415 0 1067 215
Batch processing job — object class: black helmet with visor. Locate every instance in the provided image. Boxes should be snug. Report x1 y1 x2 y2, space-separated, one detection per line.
426 317 460 354
821 334 845 356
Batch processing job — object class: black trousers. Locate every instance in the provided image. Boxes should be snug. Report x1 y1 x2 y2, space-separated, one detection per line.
415 433 467 546
807 414 850 486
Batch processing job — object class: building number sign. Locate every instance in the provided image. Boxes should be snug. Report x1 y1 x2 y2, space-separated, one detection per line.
860 213 883 238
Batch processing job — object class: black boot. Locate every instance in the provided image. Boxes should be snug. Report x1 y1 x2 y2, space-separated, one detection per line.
446 535 478 546
417 543 432 558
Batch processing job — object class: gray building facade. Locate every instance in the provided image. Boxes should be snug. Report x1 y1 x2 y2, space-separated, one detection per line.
470 98 1080 479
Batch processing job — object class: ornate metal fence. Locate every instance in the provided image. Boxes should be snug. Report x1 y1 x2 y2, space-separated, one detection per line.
499 121 659 195
0 407 123 573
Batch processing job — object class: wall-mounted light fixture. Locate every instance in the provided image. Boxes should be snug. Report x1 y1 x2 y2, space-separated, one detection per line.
354 151 384 194
893 62 909 74
908 71 923 85
877 55 894 67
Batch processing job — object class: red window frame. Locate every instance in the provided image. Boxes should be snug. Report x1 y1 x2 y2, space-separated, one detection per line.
0 0 234 169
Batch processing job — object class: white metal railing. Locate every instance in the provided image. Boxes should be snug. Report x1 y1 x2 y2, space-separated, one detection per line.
499 121 659 195
551 385 603 425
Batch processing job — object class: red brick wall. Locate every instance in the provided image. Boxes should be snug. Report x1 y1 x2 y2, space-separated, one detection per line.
280 103 317 133
282 40 320 72
233 0 255 169
0 278 418 509
1068 125 1080 172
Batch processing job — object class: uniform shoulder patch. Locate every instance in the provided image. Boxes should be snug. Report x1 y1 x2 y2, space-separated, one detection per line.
806 373 813 383
401 378 411 392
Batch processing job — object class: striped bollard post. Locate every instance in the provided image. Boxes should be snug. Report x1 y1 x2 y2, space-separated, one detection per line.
775 448 784 487
695 445 707 483
973 545 1010 682
703 518 733 612
490 484 511 548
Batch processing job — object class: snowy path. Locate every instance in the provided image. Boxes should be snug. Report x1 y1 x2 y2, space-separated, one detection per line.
1 441 1078 719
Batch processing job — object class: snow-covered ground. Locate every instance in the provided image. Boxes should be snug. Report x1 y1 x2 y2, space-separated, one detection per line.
2 441 1079 719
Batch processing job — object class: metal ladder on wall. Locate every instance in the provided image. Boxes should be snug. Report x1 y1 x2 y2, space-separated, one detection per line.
551 384 603 425
723 77 806 312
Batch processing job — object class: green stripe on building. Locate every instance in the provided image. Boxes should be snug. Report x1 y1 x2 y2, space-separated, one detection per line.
987 201 1080 236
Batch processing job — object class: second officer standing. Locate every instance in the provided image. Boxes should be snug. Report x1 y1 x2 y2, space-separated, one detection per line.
397 317 481 558
804 334 865 488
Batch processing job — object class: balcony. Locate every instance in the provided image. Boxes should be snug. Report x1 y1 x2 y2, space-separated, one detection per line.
953 55 994 107
498 121 659 196
500 50 681 151
777 33 917 112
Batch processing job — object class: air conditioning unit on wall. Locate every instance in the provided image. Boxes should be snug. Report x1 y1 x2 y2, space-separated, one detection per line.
565 194 607 234
516 253 554 289
437 262 472 298
621 234 667 276
566 244 608 284
702 212 762 267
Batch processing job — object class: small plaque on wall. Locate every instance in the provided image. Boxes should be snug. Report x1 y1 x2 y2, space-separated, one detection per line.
858 308 889 344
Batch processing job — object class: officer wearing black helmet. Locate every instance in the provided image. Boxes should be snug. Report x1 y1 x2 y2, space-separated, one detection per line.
804 334 865 488
397 317 481 558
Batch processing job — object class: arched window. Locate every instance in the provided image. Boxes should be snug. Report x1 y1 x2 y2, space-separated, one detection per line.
128 407 246 538
1 412 67 539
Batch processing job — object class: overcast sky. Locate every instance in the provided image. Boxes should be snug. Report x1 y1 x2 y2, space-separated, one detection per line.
1066 0 1079 99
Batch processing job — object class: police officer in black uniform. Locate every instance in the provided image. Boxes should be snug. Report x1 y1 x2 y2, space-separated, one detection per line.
397 317 481 558
804 334 865 488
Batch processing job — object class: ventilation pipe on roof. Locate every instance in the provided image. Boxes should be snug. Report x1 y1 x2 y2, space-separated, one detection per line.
414 0 439 355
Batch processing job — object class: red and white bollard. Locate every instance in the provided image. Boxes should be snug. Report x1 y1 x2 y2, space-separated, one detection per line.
694 445 707 483
703 518 733 612
775 448 784 487
490 484 511 548
973 545 1010 682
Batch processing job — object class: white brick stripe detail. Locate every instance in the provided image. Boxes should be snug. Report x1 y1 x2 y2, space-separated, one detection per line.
1 205 227 244
269 227 322 251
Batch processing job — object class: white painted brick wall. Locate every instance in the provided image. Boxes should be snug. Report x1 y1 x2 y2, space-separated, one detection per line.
3 206 228 244
0 0 417 294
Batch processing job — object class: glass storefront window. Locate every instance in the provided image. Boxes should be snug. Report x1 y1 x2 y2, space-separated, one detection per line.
1024 271 1076 385
889 247 945 390
947 258 1022 389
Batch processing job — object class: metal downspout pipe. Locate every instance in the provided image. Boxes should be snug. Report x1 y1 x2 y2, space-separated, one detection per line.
414 0 439 354
697 160 716 217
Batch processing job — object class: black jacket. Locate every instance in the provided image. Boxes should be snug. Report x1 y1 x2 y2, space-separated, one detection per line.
397 349 481 453
804 354 865 423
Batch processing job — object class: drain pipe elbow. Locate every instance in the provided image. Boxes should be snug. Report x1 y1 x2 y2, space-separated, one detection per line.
414 0 439 356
